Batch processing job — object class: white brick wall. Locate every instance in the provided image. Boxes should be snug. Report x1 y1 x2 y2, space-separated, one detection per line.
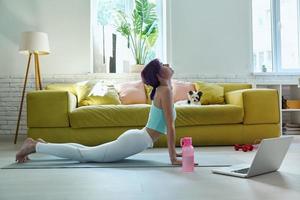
0 73 299 136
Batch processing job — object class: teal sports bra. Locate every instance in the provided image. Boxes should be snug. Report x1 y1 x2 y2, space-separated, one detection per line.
146 101 177 134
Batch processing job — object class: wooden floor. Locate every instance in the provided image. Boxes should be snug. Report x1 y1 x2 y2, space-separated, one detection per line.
0 135 300 200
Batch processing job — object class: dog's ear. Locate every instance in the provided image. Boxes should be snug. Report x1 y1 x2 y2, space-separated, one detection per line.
188 91 194 95
198 91 203 97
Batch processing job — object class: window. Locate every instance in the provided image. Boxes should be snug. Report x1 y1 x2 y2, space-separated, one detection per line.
91 0 165 73
252 0 300 73
280 0 299 69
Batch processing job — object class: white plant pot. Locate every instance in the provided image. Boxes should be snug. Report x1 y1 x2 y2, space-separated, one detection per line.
130 64 144 73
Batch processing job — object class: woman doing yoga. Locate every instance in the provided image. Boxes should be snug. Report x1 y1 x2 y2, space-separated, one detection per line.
16 58 183 165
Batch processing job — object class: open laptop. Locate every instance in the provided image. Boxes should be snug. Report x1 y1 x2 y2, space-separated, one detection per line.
212 136 293 178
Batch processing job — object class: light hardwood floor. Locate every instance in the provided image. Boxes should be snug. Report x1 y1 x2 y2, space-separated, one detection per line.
0 135 299 200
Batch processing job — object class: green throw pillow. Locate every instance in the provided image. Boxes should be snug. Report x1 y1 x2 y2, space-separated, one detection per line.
194 81 225 105
144 84 153 104
76 80 121 106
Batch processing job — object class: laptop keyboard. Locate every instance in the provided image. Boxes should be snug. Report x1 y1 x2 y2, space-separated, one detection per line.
233 168 249 174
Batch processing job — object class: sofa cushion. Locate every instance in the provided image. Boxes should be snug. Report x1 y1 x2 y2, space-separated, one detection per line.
144 84 153 104
218 83 252 94
76 81 121 106
194 81 225 105
145 80 197 104
115 80 147 104
172 80 196 103
76 80 95 102
175 105 243 126
79 88 121 106
70 104 151 128
69 104 243 128
45 83 77 96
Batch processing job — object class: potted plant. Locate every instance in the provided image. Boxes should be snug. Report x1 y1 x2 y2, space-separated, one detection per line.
115 0 158 72
262 65 267 72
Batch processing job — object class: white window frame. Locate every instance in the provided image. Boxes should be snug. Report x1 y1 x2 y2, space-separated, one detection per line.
90 0 166 73
253 0 300 74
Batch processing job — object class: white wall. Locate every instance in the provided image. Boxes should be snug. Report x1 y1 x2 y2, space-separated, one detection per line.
0 0 252 76
0 0 91 76
167 0 252 76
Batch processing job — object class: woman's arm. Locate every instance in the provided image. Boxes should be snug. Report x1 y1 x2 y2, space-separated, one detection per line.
160 87 182 165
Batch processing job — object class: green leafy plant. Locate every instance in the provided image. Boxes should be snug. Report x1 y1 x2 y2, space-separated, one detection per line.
115 0 158 65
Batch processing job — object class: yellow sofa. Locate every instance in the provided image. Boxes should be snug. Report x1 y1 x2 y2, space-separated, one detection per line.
26 83 280 147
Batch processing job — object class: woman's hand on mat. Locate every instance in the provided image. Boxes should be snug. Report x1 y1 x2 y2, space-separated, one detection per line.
15 156 30 163
176 152 182 157
23 156 30 162
171 157 199 166
171 158 182 165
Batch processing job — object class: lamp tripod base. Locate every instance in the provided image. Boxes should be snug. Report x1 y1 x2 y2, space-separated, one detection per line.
14 53 43 144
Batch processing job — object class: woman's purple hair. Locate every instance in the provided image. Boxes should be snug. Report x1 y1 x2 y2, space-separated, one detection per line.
141 58 162 100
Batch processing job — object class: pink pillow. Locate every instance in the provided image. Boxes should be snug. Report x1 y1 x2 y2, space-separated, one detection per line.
116 80 147 104
172 80 196 103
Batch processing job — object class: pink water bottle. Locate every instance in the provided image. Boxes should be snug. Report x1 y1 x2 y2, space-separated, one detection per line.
180 137 194 172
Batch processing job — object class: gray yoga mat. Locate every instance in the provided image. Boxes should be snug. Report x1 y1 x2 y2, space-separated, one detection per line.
2 153 243 169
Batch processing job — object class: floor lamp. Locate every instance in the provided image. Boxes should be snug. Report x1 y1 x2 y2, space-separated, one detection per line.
14 32 50 144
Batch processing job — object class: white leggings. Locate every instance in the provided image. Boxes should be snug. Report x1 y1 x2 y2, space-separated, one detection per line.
35 127 154 163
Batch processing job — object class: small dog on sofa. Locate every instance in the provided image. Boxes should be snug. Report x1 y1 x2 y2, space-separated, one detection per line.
175 91 203 105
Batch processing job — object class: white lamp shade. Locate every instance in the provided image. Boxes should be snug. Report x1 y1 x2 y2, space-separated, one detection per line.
19 31 50 55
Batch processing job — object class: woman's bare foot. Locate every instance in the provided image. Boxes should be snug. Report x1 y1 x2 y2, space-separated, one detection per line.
15 138 37 163
20 139 46 162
